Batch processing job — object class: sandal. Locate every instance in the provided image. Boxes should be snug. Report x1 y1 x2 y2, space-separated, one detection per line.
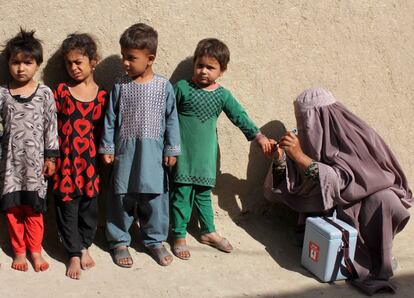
172 244 191 260
146 245 173 266
111 247 133 268
200 237 233 253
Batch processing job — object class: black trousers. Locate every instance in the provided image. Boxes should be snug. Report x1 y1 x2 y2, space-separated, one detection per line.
55 196 98 258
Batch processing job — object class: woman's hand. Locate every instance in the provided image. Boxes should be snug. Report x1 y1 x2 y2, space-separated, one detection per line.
269 138 284 161
278 131 313 170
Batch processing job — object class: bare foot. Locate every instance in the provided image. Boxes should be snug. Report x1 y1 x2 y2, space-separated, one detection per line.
30 252 49 272
81 249 95 270
11 254 28 272
66 257 81 280
172 237 190 260
200 232 233 253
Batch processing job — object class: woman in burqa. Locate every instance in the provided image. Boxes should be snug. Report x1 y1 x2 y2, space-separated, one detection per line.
264 87 412 295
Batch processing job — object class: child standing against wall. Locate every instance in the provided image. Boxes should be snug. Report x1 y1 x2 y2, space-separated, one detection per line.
171 38 272 260
0 29 59 271
53 33 108 279
99 23 180 267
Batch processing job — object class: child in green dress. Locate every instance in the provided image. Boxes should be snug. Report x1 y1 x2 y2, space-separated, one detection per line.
171 38 272 260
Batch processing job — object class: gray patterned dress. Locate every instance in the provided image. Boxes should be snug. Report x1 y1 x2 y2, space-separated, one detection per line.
0 84 59 212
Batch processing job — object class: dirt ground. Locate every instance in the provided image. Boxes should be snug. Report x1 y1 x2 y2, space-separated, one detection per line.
0 197 413 298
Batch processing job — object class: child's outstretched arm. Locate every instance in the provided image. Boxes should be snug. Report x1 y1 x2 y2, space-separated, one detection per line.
163 83 181 167
222 91 272 156
43 87 60 176
98 85 119 165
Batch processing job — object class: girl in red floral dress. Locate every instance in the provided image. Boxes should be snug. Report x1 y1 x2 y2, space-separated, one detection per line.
53 33 107 279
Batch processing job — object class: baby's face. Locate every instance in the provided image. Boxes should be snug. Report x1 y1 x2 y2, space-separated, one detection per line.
193 55 223 88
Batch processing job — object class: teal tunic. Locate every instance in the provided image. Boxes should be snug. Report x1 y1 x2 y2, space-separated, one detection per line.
173 80 259 187
99 75 181 194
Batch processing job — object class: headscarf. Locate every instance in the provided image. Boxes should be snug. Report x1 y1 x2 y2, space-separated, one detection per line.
293 87 412 207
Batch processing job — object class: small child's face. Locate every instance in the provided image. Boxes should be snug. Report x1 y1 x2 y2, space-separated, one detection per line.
64 49 96 82
193 56 223 87
8 52 39 84
121 48 154 79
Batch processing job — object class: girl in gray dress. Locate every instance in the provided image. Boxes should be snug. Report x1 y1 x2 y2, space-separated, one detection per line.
0 29 59 272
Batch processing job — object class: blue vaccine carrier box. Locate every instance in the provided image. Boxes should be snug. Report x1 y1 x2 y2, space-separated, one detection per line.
301 216 357 282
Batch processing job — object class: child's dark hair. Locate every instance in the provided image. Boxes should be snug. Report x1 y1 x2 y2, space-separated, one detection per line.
60 33 99 61
193 38 230 71
3 28 43 65
119 23 158 55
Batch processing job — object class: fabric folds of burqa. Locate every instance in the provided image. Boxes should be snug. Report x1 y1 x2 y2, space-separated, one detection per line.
264 87 413 295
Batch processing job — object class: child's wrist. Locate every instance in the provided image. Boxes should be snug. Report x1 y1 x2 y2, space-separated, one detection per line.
254 132 266 142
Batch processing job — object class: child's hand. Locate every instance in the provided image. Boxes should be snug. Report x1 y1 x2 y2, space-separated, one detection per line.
255 134 273 157
164 156 177 167
269 138 278 152
102 154 115 165
43 159 56 177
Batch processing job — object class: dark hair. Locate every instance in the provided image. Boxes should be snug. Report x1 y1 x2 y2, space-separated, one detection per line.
119 23 158 55
60 33 99 61
193 38 230 71
3 28 43 65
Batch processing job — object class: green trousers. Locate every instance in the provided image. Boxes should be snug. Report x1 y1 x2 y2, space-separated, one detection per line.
170 183 216 238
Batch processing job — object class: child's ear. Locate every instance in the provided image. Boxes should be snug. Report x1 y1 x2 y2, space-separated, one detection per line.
90 59 98 68
147 54 156 65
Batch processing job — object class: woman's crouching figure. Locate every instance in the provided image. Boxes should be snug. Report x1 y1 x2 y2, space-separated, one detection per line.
264 87 412 295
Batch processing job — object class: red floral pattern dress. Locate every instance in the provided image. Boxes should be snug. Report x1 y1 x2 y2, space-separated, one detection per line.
53 83 108 201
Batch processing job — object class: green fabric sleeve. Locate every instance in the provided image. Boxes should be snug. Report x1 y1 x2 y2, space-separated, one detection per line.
222 90 259 141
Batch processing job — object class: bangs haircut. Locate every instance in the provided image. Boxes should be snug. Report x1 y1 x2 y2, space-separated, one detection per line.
60 33 99 61
119 23 158 55
193 38 230 71
3 28 43 65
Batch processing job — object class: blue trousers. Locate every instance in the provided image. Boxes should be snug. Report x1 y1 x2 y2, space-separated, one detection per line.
106 192 169 249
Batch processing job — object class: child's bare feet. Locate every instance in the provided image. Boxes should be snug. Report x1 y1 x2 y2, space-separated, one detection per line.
81 249 95 270
200 232 233 253
12 254 28 271
172 237 190 260
66 256 81 280
30 252 49 272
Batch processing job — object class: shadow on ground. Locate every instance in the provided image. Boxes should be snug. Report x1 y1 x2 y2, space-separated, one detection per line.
225 272 414 297
212 120 313 276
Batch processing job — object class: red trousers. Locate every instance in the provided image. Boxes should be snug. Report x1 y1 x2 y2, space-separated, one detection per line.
5 205 44 254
